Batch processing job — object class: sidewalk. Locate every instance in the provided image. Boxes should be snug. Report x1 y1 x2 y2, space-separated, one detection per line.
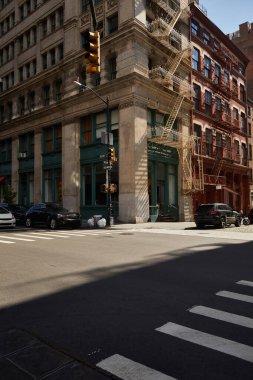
82 220 196 231
0 329 117 379
110 221 196 230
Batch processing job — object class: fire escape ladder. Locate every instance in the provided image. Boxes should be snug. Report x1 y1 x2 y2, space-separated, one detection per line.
177 144 193 192
212 157 223 183
195 155 204 191
161 94 184 138
167 48 189 75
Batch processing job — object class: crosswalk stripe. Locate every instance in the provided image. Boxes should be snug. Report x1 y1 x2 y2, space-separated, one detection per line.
47 231 93 237
29 232 69 238
189 305 253 329
0 235 35 242
216 291 253 304
156 322 253 363
13 233 53 240
237 280 253 287
0 240 15 244
97 354 176 380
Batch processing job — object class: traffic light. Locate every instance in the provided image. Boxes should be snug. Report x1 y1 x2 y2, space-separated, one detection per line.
84 30 100 73
108 147 115 162
100 183 107 193
109 183 117 193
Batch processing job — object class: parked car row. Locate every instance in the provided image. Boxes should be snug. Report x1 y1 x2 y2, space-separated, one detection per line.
1 201 253 229
0 202 82 229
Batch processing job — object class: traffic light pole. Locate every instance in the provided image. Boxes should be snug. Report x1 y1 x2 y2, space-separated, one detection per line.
73 81 113 226
106 98 113 227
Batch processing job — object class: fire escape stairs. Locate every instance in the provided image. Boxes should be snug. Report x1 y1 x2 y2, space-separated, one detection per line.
211 158 224 184
147 0 204 194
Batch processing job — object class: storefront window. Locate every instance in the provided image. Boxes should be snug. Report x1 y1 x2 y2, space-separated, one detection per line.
43 168 62 202
110 109 118 144
20 173 34 206
82 164 92 205
96 112 106 140
95 163 106 205
168 165 176 205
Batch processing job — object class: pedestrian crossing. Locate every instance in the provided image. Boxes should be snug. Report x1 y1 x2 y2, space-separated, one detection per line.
0 229 119 244
96 279 253 379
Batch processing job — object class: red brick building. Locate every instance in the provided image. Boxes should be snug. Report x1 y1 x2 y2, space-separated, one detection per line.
190 2 250 214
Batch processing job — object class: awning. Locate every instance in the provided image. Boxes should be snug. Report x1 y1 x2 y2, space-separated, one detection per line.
0 176 5 184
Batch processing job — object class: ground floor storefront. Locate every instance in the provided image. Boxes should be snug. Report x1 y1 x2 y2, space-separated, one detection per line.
0 107 182 223
192 164 250 215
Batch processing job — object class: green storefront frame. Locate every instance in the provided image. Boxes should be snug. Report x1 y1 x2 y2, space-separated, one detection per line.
79 110 119 220
148 143 179 222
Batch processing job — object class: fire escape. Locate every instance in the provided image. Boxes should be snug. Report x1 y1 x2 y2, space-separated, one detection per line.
196 43 244 190
147 0 204 193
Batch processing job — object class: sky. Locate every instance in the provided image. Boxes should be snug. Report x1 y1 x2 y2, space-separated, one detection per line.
200 0 253 35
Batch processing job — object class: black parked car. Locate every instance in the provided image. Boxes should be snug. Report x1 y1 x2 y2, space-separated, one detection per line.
248 209 253 224
0 203 27 225
195 203 241 229
25 203 82 229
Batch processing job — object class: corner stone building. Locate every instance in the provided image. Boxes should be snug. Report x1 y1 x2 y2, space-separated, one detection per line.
0 0 194 223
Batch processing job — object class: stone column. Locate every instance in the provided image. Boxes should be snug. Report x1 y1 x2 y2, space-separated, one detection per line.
62 120 80 211
11 137 19 202
34 131 42 203
118 99 149 223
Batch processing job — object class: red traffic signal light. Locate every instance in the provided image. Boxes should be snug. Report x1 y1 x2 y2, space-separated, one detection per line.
84 31 100 73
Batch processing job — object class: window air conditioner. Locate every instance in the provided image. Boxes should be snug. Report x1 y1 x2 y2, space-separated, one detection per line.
18 152 27 158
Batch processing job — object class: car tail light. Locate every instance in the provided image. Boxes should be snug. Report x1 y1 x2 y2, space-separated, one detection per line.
209 210 219 215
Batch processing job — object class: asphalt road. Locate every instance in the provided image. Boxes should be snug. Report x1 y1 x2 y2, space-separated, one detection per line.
0 227 253 379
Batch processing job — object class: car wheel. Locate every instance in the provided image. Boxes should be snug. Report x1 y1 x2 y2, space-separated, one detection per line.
196 223 204 229
50 218 57 230
26 217 32 228
220 217 226 229
235 218 241 227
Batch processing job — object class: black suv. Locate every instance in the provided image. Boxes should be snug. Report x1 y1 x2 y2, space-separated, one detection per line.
248 209 253 224
195 203 241 229
25 203 82 229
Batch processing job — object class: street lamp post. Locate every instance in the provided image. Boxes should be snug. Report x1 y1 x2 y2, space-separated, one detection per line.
73 81 113 226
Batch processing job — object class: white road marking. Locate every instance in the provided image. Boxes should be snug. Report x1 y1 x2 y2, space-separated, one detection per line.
0 240 15 244
216 291 253 304
97 354 176 380
156 322 253 363
50 230 89 235
0 235 35 242
189 305 253 329
47 231 89 237
29 232 69 238
13 233 53 240
237 280 253 287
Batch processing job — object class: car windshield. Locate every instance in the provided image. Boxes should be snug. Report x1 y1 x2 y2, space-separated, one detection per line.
0 207 10 214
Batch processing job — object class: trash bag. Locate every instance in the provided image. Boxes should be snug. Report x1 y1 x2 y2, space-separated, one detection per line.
97 218 106 228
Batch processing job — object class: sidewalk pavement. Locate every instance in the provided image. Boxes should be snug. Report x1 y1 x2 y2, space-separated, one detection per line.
82 220 197 231
0 329 117 380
